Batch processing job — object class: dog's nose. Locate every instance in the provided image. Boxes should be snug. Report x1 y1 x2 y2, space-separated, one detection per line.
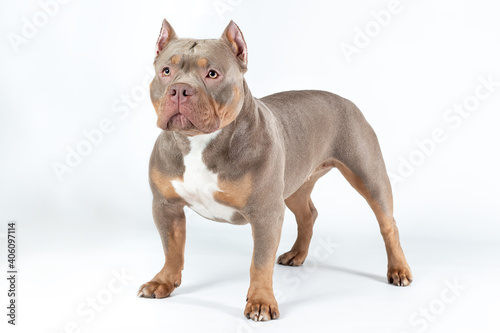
169 83 195 105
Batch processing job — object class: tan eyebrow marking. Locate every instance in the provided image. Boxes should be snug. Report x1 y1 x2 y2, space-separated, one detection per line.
197 57 208 67
170 54 181 65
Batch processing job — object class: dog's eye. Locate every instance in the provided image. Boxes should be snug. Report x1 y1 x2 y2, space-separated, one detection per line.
207 70 218 79
163 67 171 76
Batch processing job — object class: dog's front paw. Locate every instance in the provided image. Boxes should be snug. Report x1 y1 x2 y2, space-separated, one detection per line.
387 266 413 287
137 279 179 299
244 294 280 321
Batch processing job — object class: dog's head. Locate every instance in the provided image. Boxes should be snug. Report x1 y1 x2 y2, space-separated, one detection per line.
150 20 248 136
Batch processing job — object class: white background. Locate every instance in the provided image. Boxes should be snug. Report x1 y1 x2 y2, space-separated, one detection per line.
1 0 499 332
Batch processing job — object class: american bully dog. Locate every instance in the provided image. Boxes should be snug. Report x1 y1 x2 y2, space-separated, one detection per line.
138 19 412 321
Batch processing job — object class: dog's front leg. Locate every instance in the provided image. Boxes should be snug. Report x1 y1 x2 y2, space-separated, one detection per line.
138 199 185 298
245 206 284 321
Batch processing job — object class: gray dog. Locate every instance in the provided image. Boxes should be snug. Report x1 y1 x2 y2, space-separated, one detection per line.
138 19 412 321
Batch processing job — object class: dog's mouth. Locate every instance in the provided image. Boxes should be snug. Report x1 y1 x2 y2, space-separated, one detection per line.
167 113 194 131
157 110 195 132
156 96 222 135
161 112 219 136
158 109 221 135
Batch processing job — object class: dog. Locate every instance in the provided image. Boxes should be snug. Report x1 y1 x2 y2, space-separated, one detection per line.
138 19 412 321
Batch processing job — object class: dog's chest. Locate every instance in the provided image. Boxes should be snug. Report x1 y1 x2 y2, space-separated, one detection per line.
171 133 237 222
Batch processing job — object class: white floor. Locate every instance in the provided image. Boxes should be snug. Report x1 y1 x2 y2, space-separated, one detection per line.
4 201 499 333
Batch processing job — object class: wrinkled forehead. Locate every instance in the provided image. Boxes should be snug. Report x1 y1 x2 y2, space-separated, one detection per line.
154 38 236 71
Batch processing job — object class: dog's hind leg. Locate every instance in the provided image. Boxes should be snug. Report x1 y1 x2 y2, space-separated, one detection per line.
331 117 413 286
278 169 329 266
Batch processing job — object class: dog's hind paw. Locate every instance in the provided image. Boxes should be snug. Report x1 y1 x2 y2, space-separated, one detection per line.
277 250 308 266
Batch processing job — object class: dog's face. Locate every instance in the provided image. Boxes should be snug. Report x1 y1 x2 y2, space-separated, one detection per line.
150 20 248 136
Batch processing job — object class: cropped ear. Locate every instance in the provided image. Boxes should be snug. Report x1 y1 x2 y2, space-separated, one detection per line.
155 19 177 57
221 20 247 70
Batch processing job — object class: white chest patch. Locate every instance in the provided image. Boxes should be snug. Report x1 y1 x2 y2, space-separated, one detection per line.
171 132 237 222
